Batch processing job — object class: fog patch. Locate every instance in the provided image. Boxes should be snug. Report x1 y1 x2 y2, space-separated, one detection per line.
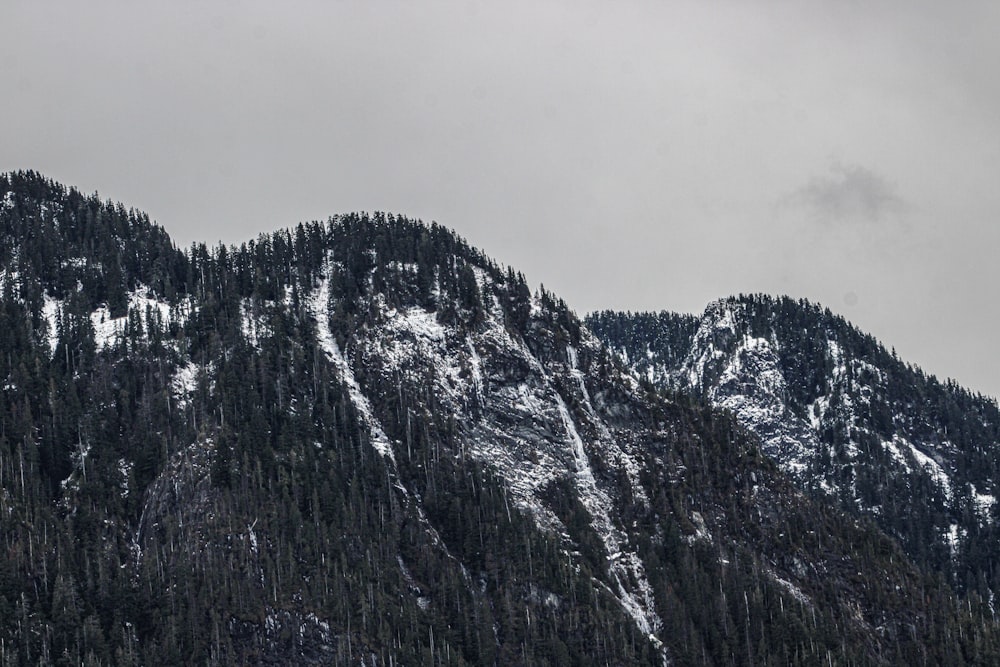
787 162 904 224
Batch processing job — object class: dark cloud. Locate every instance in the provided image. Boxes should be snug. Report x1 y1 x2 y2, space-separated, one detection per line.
790 163 904 223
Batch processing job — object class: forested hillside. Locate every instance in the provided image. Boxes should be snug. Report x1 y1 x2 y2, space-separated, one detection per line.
2 171 999 665
589 299 1000 609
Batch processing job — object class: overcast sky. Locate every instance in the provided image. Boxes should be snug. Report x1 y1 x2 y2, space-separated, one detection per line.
3 1 999 398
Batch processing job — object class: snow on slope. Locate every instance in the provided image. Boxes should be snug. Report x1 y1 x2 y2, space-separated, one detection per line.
600 298 998 580
667 300 970 512
307 272 394 461
680 302 818 480
301 258 666 657
340 267 667 655
38 288 185 355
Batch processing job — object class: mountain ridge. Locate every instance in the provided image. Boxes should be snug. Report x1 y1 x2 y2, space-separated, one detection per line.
2 171 999 665
589 295 1000 603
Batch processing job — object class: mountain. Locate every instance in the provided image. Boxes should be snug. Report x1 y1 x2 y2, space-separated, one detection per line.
587 297 1000 604
2 171 999 665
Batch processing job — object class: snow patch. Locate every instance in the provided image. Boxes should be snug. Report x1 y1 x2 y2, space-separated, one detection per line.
684 511 712 544
388 260 419 274
247 518 259 555
554 393 663 643
308 274 394 461
467 336 483 401
972 484 996 518
907 442 952 500
396 306 446 341
945 523 965 555
42 293 62 353
90 289 178 351
772 573 811 607
881 436 911 472
566 344 578 369
172 361 200 408
117 458 132 498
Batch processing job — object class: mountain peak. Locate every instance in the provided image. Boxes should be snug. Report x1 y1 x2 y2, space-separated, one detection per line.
1 170 184 311
590 299 1000 600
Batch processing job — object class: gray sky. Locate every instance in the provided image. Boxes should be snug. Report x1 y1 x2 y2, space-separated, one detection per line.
3 0 999 399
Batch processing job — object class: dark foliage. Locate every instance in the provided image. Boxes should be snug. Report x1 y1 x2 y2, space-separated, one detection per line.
2 172 999 665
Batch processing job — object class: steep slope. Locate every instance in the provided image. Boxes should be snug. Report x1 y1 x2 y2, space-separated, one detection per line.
3 172 1000 665
589 297 1000 601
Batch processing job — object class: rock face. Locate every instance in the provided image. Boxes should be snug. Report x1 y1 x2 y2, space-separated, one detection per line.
589 297 1000 599
2 171 1000 665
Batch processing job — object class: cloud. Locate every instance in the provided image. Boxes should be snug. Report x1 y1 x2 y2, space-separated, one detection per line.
788 162 904 224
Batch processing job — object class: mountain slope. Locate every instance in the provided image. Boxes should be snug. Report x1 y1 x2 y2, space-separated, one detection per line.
588 297 1000 602
2 172 999 665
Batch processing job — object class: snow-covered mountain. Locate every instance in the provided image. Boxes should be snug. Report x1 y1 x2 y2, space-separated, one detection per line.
3 171 999 665
589 296 1000 600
